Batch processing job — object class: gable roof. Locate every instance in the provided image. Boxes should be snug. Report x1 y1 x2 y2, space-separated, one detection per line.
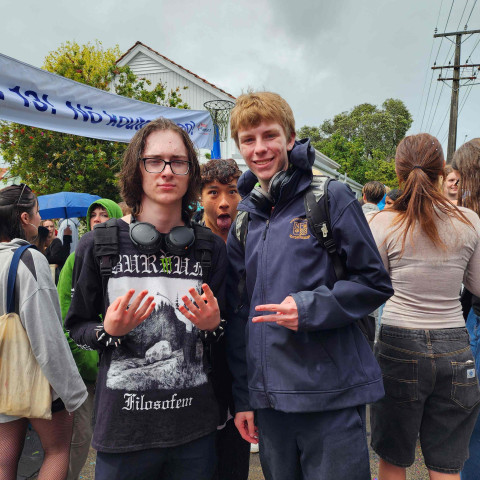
117 41 235 100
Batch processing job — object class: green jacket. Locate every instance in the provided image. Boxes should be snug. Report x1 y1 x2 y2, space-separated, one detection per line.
57 198 123 383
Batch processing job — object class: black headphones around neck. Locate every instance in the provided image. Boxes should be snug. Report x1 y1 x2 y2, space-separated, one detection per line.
249 167 296 214
129 214 195 256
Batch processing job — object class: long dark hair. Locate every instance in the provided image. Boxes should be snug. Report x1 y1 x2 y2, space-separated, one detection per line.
119 117 201 220
387 133 471 254
453 138 480 216
0 184 37 241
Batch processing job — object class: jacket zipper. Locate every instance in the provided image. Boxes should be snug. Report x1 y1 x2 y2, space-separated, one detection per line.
262 219 270 240
260 217 271 407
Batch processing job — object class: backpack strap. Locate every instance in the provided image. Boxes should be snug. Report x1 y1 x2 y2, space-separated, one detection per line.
93 218 120 302
93 218 119 278
304 176 346 281
231 211 250 310
234 211 250 250
7 244 36 314
192 223 215 284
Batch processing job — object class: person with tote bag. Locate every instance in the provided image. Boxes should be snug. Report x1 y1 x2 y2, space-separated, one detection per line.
0 184 87 480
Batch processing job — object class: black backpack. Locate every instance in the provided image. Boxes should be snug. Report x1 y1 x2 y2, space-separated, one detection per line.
233 175 375 343
92 218 215 291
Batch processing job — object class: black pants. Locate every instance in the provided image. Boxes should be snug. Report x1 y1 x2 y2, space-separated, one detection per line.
95 432 216 480
257 407 371 480
213 419 250 480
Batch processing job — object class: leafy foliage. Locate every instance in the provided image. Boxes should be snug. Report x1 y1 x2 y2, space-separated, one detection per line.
0 41 189 199
298 99 412 187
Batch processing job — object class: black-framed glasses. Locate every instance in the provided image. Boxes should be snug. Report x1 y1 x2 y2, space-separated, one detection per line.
141 158 191 175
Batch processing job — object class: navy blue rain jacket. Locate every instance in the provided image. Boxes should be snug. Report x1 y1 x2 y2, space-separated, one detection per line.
226 139 393 413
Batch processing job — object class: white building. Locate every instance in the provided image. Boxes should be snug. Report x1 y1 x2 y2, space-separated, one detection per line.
117 42 362 196
116 42 242 166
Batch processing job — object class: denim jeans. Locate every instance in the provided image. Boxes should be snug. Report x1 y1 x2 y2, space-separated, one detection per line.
371 325 480 474
461 309 480 480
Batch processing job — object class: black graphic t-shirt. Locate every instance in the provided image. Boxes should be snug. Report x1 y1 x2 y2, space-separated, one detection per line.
66 219 227 453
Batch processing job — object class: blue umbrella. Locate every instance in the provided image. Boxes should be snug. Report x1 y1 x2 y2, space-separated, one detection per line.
37 192 101 219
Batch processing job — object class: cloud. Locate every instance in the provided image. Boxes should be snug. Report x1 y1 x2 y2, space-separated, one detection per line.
1 0 478 152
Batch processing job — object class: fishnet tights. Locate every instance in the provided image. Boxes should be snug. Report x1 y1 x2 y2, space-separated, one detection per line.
0 410 73 480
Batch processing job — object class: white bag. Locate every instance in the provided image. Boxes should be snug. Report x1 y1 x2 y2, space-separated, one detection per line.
0 245 52 419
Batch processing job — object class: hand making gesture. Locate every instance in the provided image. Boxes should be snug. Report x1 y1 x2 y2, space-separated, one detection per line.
103 289 156 337
178 283 220 331
252 295 299 331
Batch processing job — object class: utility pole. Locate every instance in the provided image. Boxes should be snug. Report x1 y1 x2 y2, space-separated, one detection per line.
432 29 480 163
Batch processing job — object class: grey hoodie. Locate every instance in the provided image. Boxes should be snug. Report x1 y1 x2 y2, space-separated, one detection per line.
362 202 380 216
0 239 87 422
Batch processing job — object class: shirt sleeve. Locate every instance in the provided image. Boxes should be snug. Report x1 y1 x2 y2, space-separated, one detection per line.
18 250 87 412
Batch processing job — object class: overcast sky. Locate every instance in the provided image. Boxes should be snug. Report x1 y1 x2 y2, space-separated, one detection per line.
1 0 479 156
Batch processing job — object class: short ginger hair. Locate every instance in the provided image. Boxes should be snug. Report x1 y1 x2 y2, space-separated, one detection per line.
230 92 295 147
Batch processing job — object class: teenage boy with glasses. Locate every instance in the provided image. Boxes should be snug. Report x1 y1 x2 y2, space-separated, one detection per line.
66 118 228 480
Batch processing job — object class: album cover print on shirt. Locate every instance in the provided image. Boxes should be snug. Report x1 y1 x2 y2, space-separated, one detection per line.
105 275 207 391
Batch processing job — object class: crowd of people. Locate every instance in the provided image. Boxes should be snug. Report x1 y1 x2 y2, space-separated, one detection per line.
0 91 479 480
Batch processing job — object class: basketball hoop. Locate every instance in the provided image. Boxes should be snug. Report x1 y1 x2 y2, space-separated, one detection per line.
203 100 235 143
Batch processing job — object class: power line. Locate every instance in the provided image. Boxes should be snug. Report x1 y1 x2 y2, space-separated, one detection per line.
456 0 469 30
439 81 474 144
433 29 480 161
428 81 446 133
459 82 475 113
434 0 455 63
439 0 471 70
426 0 470 134
421 0 454 131
416 0 445 130
438 81 473 141
466 35 480 62
425 75 441 129
435 102 451 137
465 0 478 28
440 0 470 67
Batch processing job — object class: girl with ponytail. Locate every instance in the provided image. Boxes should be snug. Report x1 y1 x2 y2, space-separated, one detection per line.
368 134 480 480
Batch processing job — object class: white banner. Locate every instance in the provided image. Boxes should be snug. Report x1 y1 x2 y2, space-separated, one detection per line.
0 53 214 149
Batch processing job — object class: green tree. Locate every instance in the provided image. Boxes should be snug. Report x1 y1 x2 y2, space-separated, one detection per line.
0 41 189 199
296 125 323 144
297 98 411 187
